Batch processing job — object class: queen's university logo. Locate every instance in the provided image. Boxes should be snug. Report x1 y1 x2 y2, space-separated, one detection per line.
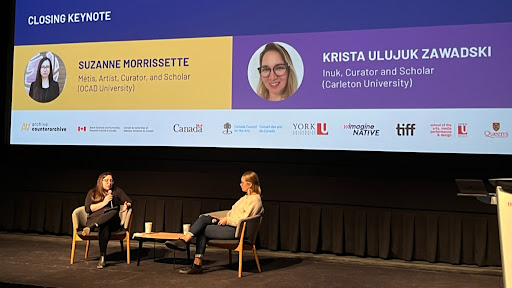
493 122 500 131
21 123 30 131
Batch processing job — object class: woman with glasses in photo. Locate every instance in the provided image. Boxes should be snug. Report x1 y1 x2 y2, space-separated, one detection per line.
28 56 61 103
257 42 298 101
165 171 264 274
82 172 132 268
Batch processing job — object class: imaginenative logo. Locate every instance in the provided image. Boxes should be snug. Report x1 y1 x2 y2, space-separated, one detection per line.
344 123 379 136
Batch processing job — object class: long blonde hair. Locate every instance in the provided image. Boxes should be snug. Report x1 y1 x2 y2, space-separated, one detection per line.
256 42 298 100
243 171 261 195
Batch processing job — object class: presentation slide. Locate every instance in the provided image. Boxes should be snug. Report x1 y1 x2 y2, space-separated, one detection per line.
9 0 512 154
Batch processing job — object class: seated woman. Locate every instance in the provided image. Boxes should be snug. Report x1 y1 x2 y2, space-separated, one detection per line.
82 172 132 269
165 171 263 274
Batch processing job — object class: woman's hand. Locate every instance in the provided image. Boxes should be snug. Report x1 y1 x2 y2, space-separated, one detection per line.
121 201 132 212
103 193 113 205
218 217 228 226
90 193 112 212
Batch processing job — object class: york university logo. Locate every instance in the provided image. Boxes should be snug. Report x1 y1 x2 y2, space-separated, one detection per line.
457 123 467 137
292 123 328 135
317 123 328 135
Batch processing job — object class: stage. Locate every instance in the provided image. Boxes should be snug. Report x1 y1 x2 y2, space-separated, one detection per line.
0 232 502 288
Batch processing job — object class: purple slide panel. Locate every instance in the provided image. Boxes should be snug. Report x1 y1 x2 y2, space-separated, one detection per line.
232 22 512 109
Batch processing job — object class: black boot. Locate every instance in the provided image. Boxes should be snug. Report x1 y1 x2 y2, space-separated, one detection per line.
97 255 106 269
165 239 188 251
179 264 203 274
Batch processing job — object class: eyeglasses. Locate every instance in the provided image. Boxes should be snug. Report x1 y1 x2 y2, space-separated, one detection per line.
41 65 51 70
258 64 289 78
103 179 114 183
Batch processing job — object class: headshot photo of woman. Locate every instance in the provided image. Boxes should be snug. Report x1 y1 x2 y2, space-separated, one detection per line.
249 42 302 101
28 56 60 103
25 52 66 103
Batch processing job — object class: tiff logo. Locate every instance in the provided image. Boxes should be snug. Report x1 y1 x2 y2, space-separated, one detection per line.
21 123 30 131
317 123 328 135
396 123 416 136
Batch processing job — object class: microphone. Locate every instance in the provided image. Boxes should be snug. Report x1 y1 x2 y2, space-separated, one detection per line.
108 190 113 208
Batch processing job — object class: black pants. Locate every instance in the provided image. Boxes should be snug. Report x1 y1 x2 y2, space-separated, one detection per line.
87 209 121 256
189 215 236 256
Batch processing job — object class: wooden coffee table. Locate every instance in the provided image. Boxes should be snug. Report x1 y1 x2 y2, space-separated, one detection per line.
133 232 190 266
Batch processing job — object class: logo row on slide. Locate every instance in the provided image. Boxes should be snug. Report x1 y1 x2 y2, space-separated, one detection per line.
17 121 509 139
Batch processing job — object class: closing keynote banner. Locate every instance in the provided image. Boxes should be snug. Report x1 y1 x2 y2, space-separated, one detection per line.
10 0 512 154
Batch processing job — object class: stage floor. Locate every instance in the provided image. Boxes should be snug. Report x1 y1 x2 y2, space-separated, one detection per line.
0 232 502 288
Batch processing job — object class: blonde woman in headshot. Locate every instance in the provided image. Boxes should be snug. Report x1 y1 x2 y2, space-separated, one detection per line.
165 171 263 274
257 42 298 101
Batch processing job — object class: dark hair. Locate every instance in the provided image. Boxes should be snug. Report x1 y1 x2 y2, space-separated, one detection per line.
31 57 55 97
91 172 113 202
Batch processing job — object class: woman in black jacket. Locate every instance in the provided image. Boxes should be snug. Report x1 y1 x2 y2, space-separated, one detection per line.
29 56 60 103
83 172 132 268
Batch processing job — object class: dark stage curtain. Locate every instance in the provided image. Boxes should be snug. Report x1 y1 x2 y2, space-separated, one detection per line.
0 192 501 267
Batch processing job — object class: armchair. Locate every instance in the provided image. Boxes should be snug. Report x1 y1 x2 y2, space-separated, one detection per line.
204 210 264 277
70 204 133 264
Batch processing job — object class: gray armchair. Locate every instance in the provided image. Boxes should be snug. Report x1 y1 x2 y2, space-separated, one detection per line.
204 209 264 277
70 204 133 264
